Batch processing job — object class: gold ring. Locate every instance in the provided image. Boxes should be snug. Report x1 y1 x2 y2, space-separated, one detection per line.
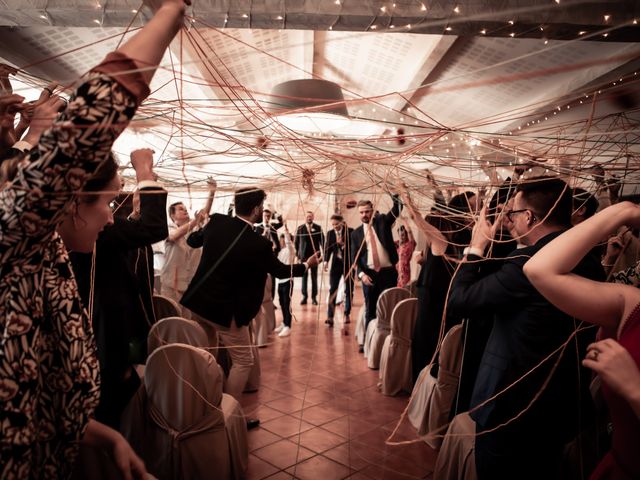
591 350 599 361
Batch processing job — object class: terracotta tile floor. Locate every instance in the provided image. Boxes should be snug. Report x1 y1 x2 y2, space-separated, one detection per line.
241 281 437 479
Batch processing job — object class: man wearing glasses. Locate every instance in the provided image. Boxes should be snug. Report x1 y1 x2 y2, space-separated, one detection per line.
447 177 604 480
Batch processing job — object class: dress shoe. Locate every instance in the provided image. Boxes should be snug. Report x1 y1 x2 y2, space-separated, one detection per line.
344 315 351 324
358 345 364 353
274 323 285 333
300 298 308 305
312 298 318 306
246 418 260 430
325 318 334 327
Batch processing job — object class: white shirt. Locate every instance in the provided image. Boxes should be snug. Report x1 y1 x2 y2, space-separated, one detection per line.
276 235 296 285
364 223 392 270
160 223 202 292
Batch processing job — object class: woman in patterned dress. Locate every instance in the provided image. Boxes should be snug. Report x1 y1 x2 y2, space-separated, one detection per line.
0 1 190 478
525 201 640 480
395 224 416 288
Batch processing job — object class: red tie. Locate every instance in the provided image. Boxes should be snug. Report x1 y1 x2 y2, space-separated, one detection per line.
367 225 381 272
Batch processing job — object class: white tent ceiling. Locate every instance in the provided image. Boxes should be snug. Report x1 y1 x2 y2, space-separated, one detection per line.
1 0 639 217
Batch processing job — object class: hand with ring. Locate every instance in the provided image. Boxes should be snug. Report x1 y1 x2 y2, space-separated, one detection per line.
583 338 640 402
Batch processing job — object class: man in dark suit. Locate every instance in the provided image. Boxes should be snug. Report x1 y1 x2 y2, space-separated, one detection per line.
69 148 168 429
324 214 354 326
255 208 283 299
447 177 604 479
351 194 403 339
295 211 324 305
254 208 283 254
182 186 319 409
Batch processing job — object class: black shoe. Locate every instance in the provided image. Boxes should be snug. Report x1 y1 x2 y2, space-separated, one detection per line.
358 345 364 353
246 418 260 430
344 315 351 324
300 298 307 305
325 318 334 327
312 298 318 306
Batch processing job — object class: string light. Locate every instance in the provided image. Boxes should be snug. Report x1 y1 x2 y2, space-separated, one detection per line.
420 3 427 11
453 6 460 13
480 29 487 34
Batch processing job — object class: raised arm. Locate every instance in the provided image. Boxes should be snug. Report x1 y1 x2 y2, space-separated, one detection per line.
524 201 640 329
99 149 168 249
383 193 403 225
201 177 216 215
399 189 447 256
0 0 188 251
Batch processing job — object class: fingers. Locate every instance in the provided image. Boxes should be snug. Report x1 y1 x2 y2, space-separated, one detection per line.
129 452 147 480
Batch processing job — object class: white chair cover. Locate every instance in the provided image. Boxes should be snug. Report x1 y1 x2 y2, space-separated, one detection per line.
152 294 181 321
245 323 261 393
147 317 209 355
433 412 477 480
363 318 377 359
366 287 411 369
355 305 367 346
253 275 275 347
122 344 248 480
407 324 463 449
379 298 419 396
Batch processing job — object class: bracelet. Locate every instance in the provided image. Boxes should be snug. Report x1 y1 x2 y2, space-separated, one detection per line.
601 261 614 267
463 246 484 257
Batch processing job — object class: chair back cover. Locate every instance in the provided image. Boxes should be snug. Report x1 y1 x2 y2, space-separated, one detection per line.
355 305 367 345
433 412 477 480
407 323 463 448
141 344 231 479
254 275 275 346
379 298 419 395
147 317 208 355
152 294 181 321
367 287 411 369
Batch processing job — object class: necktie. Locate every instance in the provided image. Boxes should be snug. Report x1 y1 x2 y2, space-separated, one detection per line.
366 224 381 272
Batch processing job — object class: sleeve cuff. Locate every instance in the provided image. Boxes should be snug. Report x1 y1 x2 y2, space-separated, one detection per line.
358 271 364 279
91 51 151 104
463 246 484 257
12 140 33 153
137 180 163 190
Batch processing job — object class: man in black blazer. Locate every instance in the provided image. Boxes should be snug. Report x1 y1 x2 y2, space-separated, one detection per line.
69 148 168 429
324 214 354 326
254 208 283 254
351 194 403 336
182 186 318 406
447 177 604 479
295 211 325 305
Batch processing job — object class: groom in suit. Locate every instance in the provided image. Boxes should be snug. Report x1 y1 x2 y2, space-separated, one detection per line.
447 177 604 479
182 186 319 417
351 194 403 340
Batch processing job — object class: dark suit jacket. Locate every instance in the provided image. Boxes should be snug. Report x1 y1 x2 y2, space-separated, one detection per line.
350 194 403 277
254 220 282 254
295 222 324 260
70 185 168 426
182 214 306 327
447 230 604 444
324 227 354 277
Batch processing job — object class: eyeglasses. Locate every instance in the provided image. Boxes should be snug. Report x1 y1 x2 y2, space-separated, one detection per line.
505 208 529 222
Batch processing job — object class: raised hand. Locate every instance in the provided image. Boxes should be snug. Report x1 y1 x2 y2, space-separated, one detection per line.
130 148 155 182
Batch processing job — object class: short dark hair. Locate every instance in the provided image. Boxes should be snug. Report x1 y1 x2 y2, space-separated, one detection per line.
234 187 266 216
516 176 572 227
572 187 599 219
357 199 373 208
330 214 344 222
168 201 184 218
263 208 272 214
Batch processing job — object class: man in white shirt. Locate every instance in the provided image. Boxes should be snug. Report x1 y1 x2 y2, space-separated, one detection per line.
350 195 403 351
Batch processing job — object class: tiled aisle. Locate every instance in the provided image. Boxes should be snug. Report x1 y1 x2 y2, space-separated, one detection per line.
241 282 437 480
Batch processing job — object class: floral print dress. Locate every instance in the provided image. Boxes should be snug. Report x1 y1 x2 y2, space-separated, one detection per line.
0 54 146 479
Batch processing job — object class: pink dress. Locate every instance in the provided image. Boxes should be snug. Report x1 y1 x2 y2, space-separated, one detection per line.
396 239 416 287
590 302 640 480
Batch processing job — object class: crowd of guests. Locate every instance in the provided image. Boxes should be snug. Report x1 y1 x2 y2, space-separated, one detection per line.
0 1 638 476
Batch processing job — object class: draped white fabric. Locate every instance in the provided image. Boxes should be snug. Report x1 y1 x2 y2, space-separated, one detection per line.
433 412 477 480
407 324 464 449
379 298 419 396
253 275 276 347
366 287 411 369
152 294 182 321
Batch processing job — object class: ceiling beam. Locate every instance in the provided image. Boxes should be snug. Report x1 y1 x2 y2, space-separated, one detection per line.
1 1 638 42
